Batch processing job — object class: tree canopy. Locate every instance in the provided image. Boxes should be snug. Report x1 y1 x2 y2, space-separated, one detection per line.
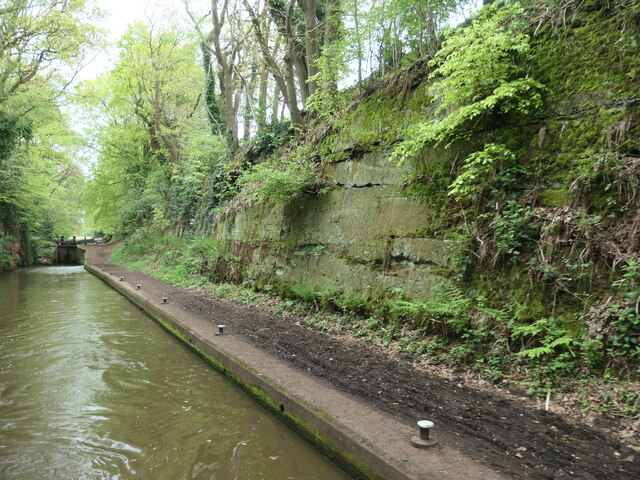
1 0 100 266
82 21 227 235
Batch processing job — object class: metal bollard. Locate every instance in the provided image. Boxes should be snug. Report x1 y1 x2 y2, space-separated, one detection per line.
411 420 437 448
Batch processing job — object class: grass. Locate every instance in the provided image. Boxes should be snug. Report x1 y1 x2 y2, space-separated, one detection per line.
108 231 640 432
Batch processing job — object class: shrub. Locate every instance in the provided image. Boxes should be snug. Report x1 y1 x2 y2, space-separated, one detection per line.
238 157 327 205
392 1 545 164
250 119 293 156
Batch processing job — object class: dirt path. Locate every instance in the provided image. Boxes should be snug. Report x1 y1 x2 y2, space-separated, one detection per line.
85 245 639 479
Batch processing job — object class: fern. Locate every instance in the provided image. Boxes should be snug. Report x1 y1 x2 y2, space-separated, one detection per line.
422 282 473 334
513 317 575 359
517 345 553 359
477 305 509 322
548 336 574 349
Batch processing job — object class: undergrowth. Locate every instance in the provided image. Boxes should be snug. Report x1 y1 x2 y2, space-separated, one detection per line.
112 230 639 421
0 235 19 271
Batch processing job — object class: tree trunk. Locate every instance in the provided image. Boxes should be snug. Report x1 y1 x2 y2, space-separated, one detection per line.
298 0 319 98
353 0 362 84
323 0 342 94
283 48 303 125
243 75 252 140
294 56 309 104
246 0 302 127
258 66 268 128
223 65 239 150
271 80 280 123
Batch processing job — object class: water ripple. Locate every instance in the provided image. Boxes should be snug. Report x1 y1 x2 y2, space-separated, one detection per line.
0 267 348 480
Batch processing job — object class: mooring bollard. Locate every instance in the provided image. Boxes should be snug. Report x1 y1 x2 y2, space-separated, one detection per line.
136 284 141 290
162 296 167 304
216 324 226 335
411 420 437 448
119 277 124 282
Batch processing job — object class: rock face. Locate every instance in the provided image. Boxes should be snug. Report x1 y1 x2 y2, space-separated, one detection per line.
215 149 449 299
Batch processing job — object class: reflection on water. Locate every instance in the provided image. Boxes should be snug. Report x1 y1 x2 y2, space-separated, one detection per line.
0 266 349 479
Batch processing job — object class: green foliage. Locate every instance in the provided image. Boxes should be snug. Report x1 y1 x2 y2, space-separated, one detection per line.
321 81 433 154
0 1 97 258
0 0 100 105
429 2 541 114
238 145 327 205
0 113 32 161
82 21 227 235
392 1 545 164
523 351 577 396
487 201 538 259
387 283 473 336
590 260 640 370
530 0 640 101
352 0 466 68
279 281 475 341
112 229 246 287
306 37 350 121
512 317 575 359
200 43 226 137
184 236 225 276
0 235 20 271
250 119 293 156
448 144 517 202
169 130 228 232
1 95 86 243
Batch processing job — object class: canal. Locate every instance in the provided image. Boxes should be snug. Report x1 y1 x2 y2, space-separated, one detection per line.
0 266 350 479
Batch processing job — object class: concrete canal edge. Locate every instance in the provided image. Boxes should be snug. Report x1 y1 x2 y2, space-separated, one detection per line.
85 263 411 480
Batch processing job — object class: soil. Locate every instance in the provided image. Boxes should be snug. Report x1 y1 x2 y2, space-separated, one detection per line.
86 244 639 480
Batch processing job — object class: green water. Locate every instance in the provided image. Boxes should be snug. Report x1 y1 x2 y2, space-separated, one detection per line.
0 266 350 479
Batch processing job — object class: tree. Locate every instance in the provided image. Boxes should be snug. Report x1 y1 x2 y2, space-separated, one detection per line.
82 21 226 235
185 0 252 150
298 0 319 97
243 0 303 126
112 23 204 165
1 79 88 238
1 0 99 265
201 42 227 137
0 0 98 106
340 0 467 78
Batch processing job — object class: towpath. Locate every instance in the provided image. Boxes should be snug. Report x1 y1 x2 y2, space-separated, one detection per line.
83 244 638 480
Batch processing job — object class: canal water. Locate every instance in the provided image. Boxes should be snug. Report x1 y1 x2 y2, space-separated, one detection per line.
0 266 350 479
